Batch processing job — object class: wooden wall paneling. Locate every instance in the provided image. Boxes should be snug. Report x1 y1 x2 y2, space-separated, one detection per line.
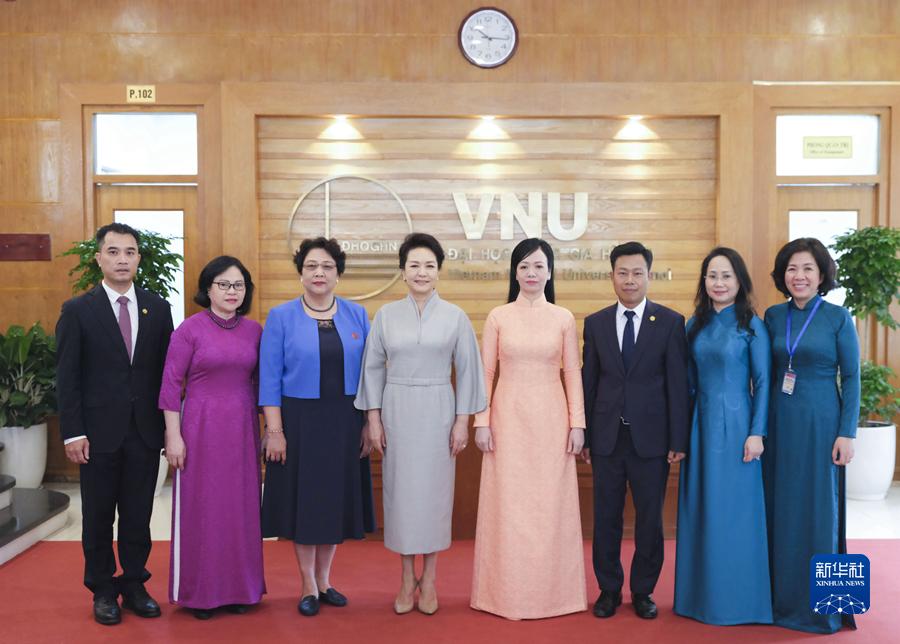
0 120 59 203
200 92 224 262
3 0 900 39
9 2 900 90
221 84 260 316
714 85 754 257
0 35 61 119
226 81 746 119
751 87 779 311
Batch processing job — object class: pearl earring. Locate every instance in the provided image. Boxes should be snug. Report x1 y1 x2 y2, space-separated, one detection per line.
300 277 303 283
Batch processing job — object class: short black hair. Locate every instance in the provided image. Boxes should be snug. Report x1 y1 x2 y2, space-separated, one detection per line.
610 241 653 271
97 222 141 249
194 255 254 315
399 233 445 270
507 238 555 304
293 237 346 275
771 237 837 298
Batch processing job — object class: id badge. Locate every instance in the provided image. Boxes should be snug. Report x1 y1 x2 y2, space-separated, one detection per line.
782 368 796 395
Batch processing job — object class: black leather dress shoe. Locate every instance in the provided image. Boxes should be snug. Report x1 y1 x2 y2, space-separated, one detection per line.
592 590 623 618
631 593 658 619
192 608 214 620
93 596 122 625
318 588 348 607
298 595 320 616
121 589 162 618
224 604 248 614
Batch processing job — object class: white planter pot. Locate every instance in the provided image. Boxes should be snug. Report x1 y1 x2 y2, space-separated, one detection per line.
0 422 48 489
154 454 169 497
846 422 896 501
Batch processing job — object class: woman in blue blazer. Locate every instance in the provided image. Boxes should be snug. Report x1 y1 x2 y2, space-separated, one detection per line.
259 237 376 617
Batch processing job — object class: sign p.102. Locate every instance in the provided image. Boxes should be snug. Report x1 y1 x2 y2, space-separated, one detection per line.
126 85 156 103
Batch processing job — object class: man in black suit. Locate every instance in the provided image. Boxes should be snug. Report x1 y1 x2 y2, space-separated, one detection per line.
581 241 689 620
56 223 174 625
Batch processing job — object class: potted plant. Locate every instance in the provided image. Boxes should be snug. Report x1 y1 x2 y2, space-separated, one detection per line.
831 225 900 500
0 322 57 489
59 229 184 495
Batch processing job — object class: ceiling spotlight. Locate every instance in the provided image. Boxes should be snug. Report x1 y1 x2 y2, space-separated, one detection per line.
334 115 348 121
482 116 495 120
629 115 644 121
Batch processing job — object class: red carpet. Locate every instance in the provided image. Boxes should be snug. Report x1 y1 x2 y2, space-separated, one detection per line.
1 540 895 643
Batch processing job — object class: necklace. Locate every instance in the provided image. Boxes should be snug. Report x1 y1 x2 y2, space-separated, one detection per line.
302 294 336 313
207 308 240 329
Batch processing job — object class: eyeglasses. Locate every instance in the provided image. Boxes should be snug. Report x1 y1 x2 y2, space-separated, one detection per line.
704 273 735 283
303 262 337 272
212 281 246 291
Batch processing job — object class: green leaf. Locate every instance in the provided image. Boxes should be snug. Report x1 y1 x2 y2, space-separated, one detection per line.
8 391 29 406
17 333 32 365
6 326 25 339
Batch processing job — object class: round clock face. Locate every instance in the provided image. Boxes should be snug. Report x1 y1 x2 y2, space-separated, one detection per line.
458 8 518 68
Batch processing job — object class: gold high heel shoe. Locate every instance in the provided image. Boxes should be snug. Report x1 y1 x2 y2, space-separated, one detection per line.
417 579 438 615
395 578 418 615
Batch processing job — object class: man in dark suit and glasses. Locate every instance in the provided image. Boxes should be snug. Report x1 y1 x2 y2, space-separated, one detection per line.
56 223 174 625
581 241 689 620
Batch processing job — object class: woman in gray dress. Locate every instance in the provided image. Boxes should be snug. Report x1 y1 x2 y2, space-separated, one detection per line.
355 233 487 616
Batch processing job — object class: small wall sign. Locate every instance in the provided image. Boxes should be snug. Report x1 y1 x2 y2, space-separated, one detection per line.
0 234 51 261
803 136 852 159
126 85 156 103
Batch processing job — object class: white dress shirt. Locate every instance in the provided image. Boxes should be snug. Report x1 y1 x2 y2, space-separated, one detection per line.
65 281 140 446
615 297 647 351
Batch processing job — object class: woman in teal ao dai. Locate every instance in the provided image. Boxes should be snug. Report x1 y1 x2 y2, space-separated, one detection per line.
763 238 859 635
674 248 773 625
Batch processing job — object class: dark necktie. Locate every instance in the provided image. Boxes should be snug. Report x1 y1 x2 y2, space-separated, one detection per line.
117 295 133 361
621 310 635 422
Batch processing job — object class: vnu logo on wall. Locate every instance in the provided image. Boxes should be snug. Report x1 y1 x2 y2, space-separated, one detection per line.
810 555 870 615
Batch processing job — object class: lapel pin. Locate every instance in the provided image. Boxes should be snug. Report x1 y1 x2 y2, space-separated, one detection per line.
352 333 359 339
142 309 148 314
650 316 656 321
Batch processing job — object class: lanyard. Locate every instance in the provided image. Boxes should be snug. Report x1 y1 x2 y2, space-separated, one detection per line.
786 297 823 370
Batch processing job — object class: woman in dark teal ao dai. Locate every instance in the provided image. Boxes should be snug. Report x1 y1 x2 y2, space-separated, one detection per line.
674 248 773 625
763 238 859 634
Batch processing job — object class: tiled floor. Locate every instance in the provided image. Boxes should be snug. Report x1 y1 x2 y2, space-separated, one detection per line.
41 480 900 542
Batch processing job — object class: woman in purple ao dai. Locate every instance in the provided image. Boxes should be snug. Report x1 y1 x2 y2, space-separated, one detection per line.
159 256 265 620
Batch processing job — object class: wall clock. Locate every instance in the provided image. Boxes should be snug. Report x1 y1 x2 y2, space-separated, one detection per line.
458 8 518 68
